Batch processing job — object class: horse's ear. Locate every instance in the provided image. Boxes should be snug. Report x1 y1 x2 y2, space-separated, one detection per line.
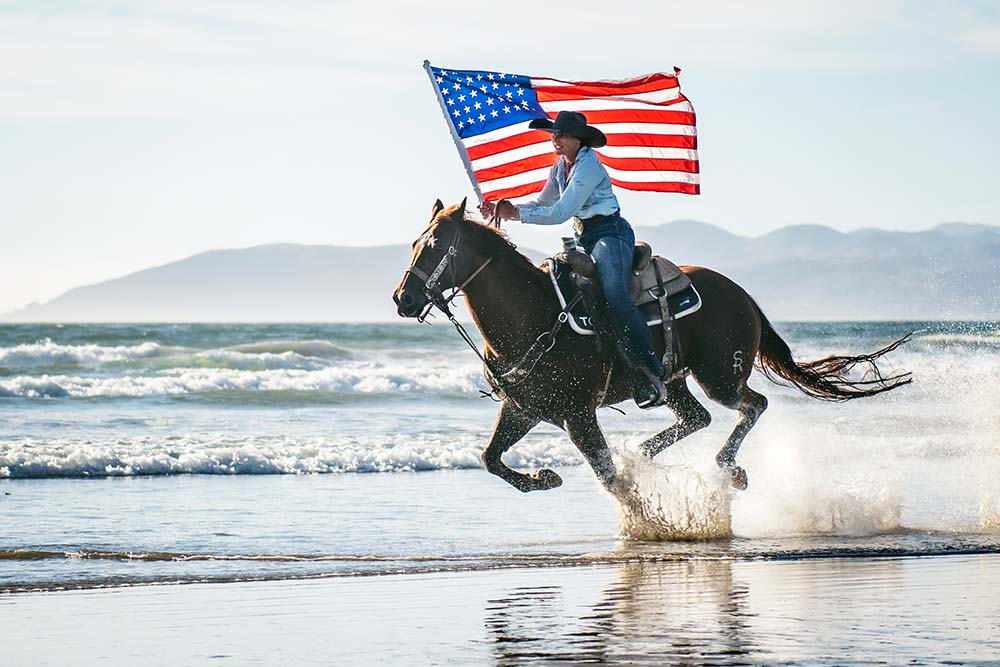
430 199 444 220
451 197 467 221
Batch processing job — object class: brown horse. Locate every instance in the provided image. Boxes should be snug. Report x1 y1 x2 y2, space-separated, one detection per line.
393 199 911 493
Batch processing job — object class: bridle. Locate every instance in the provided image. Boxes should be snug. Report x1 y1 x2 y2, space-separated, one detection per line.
401 205 579 406
403 218 493 323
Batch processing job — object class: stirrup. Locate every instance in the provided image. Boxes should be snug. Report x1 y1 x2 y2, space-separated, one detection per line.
634 379 666 409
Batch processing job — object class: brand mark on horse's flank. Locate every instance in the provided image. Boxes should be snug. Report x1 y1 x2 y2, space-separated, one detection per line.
732 350 744 374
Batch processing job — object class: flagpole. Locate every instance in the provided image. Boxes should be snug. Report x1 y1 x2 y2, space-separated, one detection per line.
423 60 484 204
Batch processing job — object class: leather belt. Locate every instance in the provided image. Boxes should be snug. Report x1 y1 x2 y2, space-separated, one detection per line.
574 210 620 234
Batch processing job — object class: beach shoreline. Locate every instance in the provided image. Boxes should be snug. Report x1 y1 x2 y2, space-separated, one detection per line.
4 553 999 666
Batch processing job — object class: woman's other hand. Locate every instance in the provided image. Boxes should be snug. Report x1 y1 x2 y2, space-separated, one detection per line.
497 200 520 220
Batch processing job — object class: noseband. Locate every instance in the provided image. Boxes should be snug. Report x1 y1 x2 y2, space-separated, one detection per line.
404 220 492 322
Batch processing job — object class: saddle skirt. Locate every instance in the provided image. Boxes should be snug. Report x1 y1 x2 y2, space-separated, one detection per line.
543 242 702 337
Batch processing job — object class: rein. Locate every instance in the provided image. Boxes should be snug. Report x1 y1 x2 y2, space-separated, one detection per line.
404 211 578 403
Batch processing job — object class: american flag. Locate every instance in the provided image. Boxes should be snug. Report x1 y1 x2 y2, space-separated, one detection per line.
425 63 700 202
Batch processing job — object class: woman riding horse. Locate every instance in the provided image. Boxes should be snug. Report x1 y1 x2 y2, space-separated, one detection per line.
479 111 665 409
395 200 911 493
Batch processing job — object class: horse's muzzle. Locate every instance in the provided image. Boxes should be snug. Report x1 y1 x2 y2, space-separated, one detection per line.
392 275 429 318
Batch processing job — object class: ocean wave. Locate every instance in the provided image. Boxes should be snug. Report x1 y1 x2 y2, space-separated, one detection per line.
225 340 354 359
916 331 1000 346
184 350 334 371
0 433 581 478
0 338 359 372
0 339 163 368
0 361 487 400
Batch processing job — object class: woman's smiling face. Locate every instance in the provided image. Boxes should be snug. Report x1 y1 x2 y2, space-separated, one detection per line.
551 131 582 158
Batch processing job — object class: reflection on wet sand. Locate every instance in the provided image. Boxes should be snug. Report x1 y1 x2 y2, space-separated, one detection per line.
484 555 1000 666
486 560 757 665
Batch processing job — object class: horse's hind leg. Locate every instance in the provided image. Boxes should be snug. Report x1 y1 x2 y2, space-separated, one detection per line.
711 385 767 491
482 401 562 493
639 378 712 458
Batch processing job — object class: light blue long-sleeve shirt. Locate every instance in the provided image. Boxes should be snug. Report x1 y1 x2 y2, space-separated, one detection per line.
516 146 620 226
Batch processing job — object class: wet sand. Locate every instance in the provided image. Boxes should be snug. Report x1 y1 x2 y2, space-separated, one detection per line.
4 553 1000 666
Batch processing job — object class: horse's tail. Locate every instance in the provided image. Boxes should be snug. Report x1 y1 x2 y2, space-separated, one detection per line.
749 298 913 401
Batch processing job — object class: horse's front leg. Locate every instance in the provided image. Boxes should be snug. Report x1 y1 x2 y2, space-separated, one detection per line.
563 410 618 493
481 400 561 493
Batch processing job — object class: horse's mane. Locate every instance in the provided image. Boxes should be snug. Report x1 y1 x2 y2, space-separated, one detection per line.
458 214 546 276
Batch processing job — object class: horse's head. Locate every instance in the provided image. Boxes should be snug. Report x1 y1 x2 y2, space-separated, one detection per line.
393 197 479 319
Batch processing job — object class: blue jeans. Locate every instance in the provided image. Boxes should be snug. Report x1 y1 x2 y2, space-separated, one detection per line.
577 215 663 382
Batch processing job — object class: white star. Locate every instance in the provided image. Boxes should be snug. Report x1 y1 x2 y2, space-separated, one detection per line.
466 76 473 83
418 231 437 249
469 91 477 98
480 86 487 93
464 106 471 113
517 89 524 96
503 106 511 113
452 109 460 117
476 74 482 81
487 73 494 80
467 116 475 124
505 91 513 99
458 94 466 102
474 102 481 110
486 98 494 106
499 73 506 79
492 83 499 90
436 76 443 83
452 83 460 91
478 113 486 121
490 110 499 118
447 98 455 106
458 121 464 128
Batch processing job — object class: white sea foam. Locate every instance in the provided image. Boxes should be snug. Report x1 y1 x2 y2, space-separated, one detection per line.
0 339 162 368
0 433 581 478
0 361 487 399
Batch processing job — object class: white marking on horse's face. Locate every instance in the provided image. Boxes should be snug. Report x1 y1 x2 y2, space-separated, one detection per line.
417 230 438 250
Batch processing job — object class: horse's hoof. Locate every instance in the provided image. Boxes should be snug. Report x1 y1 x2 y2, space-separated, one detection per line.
724 465 748 491
532 468 563 490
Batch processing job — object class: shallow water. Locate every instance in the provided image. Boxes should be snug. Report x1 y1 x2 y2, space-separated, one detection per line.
3 468 1000 592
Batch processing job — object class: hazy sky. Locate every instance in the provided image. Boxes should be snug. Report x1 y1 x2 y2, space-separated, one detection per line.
2 1 999 313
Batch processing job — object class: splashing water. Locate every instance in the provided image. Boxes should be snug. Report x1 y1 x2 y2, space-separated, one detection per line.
611 450 733 540
981 495 1000 533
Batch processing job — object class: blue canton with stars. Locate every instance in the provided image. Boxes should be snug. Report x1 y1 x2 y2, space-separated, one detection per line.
431 66 547 139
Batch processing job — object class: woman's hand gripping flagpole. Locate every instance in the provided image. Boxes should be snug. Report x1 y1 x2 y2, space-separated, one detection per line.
478 200 519 226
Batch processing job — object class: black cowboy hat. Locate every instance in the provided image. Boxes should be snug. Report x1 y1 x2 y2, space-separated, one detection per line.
529 110 607 148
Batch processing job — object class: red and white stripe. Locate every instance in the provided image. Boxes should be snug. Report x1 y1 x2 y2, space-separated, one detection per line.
465 70 699 201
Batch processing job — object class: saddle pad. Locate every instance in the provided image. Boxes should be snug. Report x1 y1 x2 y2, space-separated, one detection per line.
545 259 701 337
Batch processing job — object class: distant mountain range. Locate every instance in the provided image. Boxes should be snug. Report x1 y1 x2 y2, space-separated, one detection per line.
3 222 998 322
